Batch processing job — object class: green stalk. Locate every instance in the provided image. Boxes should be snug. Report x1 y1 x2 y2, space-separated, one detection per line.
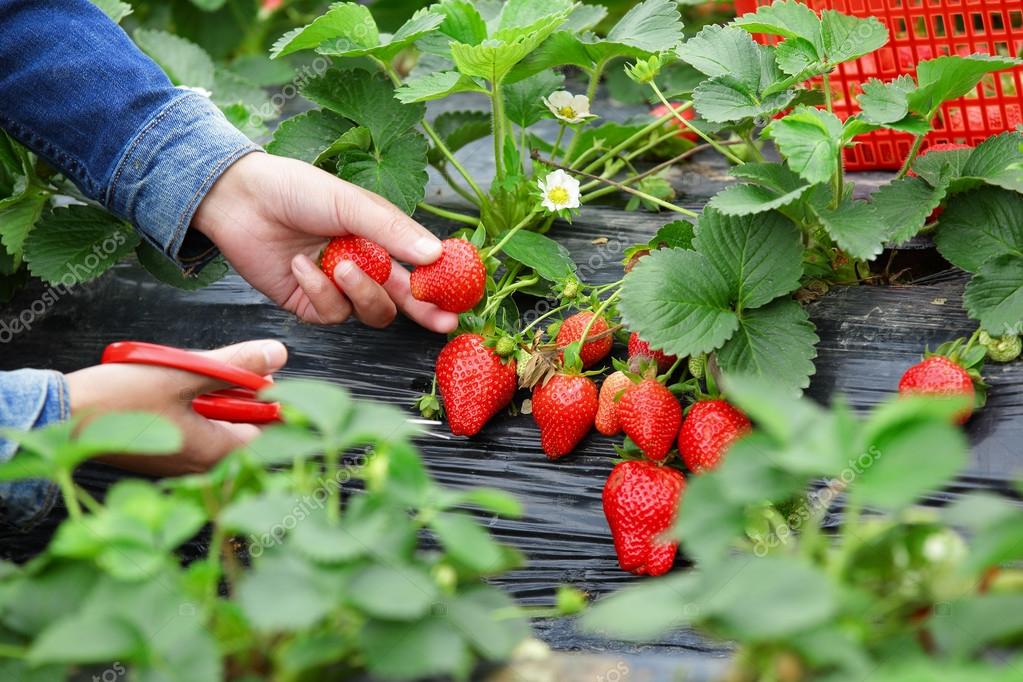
436 164 481 207
822 72 834 113
896 134 926 179
550 124 567 162
579 290 621 344
577 109 679 174
326 448 340 524
485 211 539 259
0 644 26 659
480 277 540 318
492 85 508 181
650 83 745 165
57 469 81 520
417 202 480 226
521 301 575 335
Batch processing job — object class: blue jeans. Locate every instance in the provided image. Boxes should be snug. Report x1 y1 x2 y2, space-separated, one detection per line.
0 0 261 528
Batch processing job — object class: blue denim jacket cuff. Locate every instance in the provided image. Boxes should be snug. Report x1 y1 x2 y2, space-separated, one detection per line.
104 89 261 270
0 370 67 531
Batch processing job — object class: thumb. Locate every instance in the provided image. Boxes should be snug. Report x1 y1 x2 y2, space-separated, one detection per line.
193 340 288 394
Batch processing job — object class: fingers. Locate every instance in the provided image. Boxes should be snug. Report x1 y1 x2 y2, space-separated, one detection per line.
384 262 460 334
291 254 354 325
284 160 442 266
194 339 289 394
331 259 397 329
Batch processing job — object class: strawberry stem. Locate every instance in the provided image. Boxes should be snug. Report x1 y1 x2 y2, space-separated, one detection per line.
578 291 620 346
649 83 744 165
417 202 480 226
485 211 540 259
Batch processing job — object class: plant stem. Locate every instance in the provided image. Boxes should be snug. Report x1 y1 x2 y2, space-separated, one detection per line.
480 277 540 318
0 644 26 659
897 134 926 179
577 110 678 174
417 202 480 226
659 356 685 382
326 448 340 524
822 71 834 113
579 291 621 344
57 469 81 520
580 140 735 195
561 61 607 163
485 211 539 258
550 124 567 162
521 302 575 335
436 164 481 207
492 85 508 180
650 83 745 165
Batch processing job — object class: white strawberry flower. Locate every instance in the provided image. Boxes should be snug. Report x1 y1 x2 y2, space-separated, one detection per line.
538 169 581 212
543 91 596 124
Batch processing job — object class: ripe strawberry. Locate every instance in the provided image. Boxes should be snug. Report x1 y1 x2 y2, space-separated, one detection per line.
595 371 631 436
532 373 598 459
627 332 677 373
556 311 613 369
410 238 487 313
619 379 682 462
602 460 685 576
650 102 698 142
898 355 975 424
678 400 751 473
319 236 392 287
436 334 517 436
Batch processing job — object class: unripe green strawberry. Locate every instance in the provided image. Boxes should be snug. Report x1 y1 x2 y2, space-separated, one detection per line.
688 353 706 380
319 236 392 287
985 334 1021 363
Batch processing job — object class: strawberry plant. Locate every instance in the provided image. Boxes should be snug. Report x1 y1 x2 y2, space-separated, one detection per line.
583 378 1023 680
0 380 581 680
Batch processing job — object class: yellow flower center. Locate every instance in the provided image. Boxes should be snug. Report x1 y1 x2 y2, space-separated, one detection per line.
558 106 577 118
547 187 570 205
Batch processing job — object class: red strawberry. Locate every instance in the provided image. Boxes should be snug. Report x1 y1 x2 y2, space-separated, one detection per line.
532 373 598 459
898 355 975 425
627 332 677 374
678 400 751 473
320 236 392 287
619 379 682 462
603 460 685 576
596 371 631 436
436 334 517 436
410 238 487 313
556 312 613 369
650 102 698 142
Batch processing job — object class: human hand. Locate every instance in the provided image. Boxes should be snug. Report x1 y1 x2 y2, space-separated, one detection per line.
192 153 459 332
65 340 288 476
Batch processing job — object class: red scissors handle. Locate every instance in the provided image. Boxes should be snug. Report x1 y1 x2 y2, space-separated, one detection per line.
102 342 279 424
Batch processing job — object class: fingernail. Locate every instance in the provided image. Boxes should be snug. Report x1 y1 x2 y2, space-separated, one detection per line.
335 260 355 280
261 341 287 367
415 236 442 260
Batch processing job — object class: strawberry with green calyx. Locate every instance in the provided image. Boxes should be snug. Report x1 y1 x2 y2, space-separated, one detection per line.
899 334 988 424
618 364 682 462
602 459 685 576
415 375 443 420
531 344 598 458
979 330 1022 363
677 399 751 473
627 331 677 374
410 238 487 313
319 236 392 288
436 333 517 437
596 369 632 436
556 311 613 369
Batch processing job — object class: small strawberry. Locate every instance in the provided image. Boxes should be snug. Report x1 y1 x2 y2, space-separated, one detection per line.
556 311 613 369
678 400 751 473
595 371 631 436
898 355 975 424
436 334 517 436
627 332 677 374
319 236 392 287
603 460 685 576
650 102 698 142
619 379 682 461
532 373 598 459
410 238 487 313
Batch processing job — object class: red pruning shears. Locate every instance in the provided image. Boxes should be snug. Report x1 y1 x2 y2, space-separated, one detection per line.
101 341 281 424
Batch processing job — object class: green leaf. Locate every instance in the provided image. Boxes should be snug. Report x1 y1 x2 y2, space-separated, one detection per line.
497 0 574 31
271 2 379 59
701 555 837 640
228 55 296 87
812 194 890 261
219 102 268 141
347 564 439 620
360 617 469 680
236 553 336 632
0 188 48 262
934 187 1023 273
212 67 274 115
619 247 739 357
28 613 141 665
236 424 323 467
766 105 843 185
853 419 968 509
24 206 138 285
605 0 684 54
931 594 1023 657
870 175 947 245
693 73 797 124
336 130 429 214
74 412 183 460
963 254 1023 335
694 208 803 309
219 490 303 538
395 71 487 103
580 574 700 641
91 0 133 23
501 230 577 281
503 70 565 128
450 5 572 84
709 162 813 216
652 220 696 249
136 243 228 291
290 510 380 564
303 68 425 149
439 488 524 518
561 4 608 33
418 0 488 57
959 131 1023 194
134 29 215 91
678 25 767 85
732 0 822 49
857 75 916 125
445 586 528 660
945 494 1023 573
427 110 491 165
318 7 445 60
261 379 353 438
429 511 506 573
716 298 818 395
908 54 1021 117
267 109 354 164
819 10 888 65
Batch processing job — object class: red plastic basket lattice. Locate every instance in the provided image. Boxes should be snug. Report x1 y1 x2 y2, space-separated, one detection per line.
733 0 1023 170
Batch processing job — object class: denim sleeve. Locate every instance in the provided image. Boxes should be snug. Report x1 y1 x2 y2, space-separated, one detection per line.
0 0 261 268
0 370 66 531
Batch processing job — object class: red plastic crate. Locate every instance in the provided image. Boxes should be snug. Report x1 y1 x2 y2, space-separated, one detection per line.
733 0 1023 170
